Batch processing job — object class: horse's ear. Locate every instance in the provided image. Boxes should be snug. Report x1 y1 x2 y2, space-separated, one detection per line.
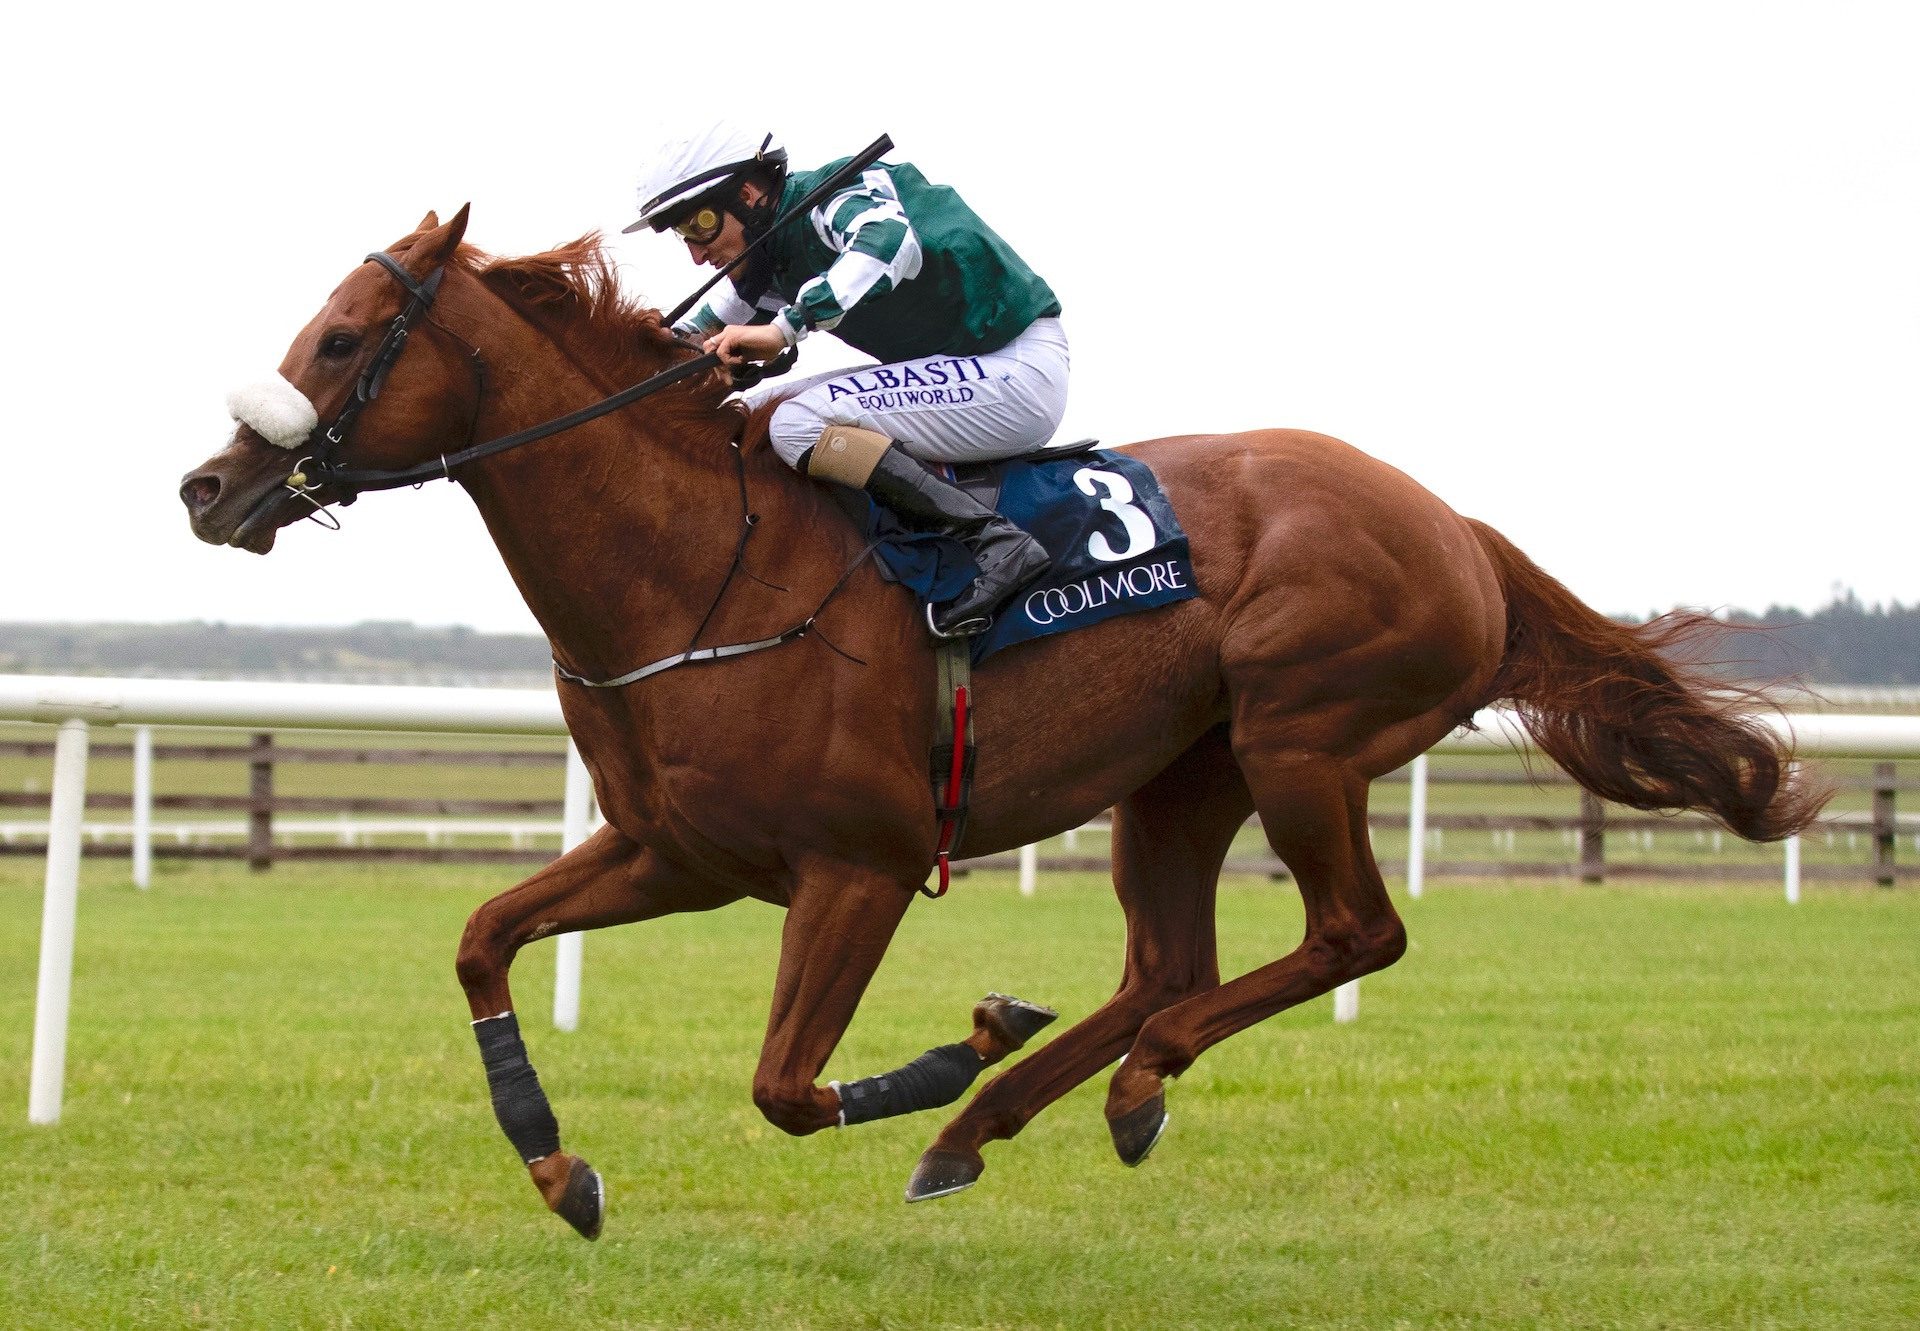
416 210 440 231
405 204 470 277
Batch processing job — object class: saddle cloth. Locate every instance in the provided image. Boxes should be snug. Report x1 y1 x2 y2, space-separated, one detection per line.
858 443 1197 662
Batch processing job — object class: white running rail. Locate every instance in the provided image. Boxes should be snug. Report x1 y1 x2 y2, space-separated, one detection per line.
5 673 1918 1123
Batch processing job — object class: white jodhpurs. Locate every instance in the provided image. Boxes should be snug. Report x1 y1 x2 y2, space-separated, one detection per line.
765 317 1069 468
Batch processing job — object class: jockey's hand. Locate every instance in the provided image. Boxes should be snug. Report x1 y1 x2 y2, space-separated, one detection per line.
705 323 789 368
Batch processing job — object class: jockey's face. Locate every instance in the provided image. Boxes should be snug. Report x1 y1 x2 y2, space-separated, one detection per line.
683 182 767 270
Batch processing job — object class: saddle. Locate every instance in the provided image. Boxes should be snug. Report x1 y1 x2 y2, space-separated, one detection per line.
945 438 1100 506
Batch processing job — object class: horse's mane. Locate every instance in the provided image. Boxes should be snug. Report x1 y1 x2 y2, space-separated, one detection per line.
447 233 737 427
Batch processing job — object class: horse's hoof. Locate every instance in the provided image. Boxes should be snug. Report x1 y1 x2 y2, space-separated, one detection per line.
905 1147 984 1203
532 1154 604 1240
1108 1092 1169 1167
972 993 1058 1063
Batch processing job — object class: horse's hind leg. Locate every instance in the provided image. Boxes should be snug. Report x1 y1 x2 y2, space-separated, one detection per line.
455 824 739 1239
906 726 1252 1200
1105 753 1405 1163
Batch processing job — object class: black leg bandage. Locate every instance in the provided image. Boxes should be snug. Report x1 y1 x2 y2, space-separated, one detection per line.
472 1012 561 1164
834 1043 985 1127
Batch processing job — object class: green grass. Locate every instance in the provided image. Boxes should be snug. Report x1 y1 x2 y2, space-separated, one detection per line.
0 860 1914 1329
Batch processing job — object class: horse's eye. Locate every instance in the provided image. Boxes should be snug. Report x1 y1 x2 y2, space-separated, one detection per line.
319 332 360 360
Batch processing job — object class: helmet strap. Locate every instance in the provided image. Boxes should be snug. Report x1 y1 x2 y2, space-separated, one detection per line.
726 166 787 303
730 237 775 305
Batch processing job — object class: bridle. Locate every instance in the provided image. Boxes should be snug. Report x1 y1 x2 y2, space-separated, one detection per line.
300 252 445 492
285 250 721 507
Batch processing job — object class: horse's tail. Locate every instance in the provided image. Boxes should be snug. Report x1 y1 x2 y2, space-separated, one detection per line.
1467 519 1826 841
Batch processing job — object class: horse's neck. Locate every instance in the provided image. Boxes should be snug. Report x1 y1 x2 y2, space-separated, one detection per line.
452 315 824 678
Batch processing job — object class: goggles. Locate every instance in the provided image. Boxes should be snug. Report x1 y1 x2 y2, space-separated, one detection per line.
671 204 726 246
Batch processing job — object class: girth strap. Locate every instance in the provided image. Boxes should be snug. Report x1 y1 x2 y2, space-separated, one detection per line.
924 638 976 899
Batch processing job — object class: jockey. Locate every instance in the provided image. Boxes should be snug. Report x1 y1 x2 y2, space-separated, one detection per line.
627 124 1066 637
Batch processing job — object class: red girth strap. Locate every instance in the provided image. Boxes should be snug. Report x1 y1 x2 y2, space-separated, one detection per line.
924 638 975 899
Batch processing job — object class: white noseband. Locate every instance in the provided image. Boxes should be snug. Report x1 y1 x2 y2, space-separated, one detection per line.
226 373 319 450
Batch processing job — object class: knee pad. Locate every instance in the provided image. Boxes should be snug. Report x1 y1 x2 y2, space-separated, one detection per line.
807 425 892 488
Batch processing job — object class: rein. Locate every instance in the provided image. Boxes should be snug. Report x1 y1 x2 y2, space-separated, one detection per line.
289 253 722 502
281 251 878 694
296 255 874 687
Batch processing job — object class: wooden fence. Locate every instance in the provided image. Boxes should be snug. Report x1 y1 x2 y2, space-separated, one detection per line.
0 736 1911 885
0 735 567 867
955 765 1916 886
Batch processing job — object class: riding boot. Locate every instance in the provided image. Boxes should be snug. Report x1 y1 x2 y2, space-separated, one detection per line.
808 426 1052 637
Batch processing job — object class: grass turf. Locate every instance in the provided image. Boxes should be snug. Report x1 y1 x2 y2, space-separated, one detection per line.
0 860 1914 1329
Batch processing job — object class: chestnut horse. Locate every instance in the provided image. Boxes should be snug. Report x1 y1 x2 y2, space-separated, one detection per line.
180 208 1822 1239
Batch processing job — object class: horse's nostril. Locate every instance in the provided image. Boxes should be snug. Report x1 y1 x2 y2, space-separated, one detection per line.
180 474 221 515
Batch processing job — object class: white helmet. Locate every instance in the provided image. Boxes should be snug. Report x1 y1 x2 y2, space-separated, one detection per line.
624 123 787 235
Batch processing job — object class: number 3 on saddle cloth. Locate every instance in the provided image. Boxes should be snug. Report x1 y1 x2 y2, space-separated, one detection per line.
855 443 1199 663
836 441 1198 896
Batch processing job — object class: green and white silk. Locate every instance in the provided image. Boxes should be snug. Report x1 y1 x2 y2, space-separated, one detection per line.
675 158 1061 364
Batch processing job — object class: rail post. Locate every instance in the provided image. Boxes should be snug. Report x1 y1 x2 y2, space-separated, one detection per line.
1406 754 1429 898
247 732 274 872
1579 790 1606 883
553 741 592 1032
28 718 90 1125
1872 761 1896 887
1333 980 1358 1023
1783 761 1803 904
131 726 153 890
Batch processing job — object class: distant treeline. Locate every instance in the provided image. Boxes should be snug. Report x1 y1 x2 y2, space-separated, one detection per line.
0 620 552 681
0 595 1915 683
1699 593 1920 686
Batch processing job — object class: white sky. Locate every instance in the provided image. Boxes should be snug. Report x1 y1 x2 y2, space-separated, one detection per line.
4 2 1913 633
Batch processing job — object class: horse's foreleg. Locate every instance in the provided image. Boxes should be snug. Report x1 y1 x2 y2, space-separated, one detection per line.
909 727 1250 1201
747 858 926 1137
455 826 739 1238
1106 753 1405 1165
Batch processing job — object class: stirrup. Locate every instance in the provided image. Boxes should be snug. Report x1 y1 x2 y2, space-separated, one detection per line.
926 603 991 640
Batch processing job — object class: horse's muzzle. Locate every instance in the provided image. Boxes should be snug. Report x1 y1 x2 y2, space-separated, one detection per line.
179 442 297 553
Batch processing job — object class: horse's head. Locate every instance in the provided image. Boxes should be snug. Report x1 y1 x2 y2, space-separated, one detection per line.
180 207 477 553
